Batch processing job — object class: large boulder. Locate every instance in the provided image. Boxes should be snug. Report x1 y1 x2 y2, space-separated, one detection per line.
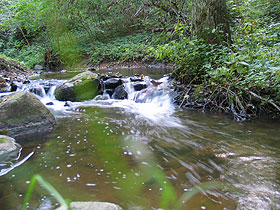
56 202 123 210
55 71 101 101
0 135 21 162
0 91 56 139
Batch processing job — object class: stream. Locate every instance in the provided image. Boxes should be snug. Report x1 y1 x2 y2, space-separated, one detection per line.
0 69 279 210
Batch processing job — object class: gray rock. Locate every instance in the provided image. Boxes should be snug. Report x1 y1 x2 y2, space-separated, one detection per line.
104 78 123 89
104 89 114 97
133 83 147 91
56 201 123 210
94 94 110 100
10 83 18 92
34 65 44 70
29 85 46 97
0 135 21 162
130 76 143 82
87 66 96 72
55 71 101 102
0 91 56 139
112 85 128 100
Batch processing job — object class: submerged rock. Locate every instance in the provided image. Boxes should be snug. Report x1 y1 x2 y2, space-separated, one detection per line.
0 135 21 162
56 201 123 210
55 71 101 101
0 91 56 139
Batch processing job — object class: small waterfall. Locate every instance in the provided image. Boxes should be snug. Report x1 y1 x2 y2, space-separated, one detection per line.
29 84 47 98
47 85 57 99
105 76 182 127
13 79 68 114
17 80 62 98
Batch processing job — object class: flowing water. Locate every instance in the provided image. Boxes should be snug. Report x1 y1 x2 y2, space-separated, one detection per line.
0 69 279 210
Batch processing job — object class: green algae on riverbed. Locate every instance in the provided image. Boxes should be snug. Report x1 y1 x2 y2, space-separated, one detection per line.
1 106 279 209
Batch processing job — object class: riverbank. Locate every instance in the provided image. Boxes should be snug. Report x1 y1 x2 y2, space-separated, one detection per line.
91 60 175 71
1 53 279 121
0 55 33 76
0 55 34 80
87 59 280 121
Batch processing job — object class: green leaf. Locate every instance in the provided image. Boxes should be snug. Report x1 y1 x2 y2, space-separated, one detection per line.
22 174 71 210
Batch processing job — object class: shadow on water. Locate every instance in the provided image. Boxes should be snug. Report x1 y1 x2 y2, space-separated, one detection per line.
0 69 279 210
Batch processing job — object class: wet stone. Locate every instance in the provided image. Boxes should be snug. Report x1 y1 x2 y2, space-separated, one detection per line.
55 71 100 102
130 76 144 82
23 80 30 84
133 83 147 91
104 78 123 89
0 135 21 162
112 85 128 100
56 201 123 210
0 91 56 139
10 82 17 92
104 89 114 97
29 85 46 97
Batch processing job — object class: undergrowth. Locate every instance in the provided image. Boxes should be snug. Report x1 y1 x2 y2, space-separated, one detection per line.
0 0 279 120
86 33 158 64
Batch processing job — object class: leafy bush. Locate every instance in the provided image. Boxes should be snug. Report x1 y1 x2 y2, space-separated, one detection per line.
87 33 156 64
13 44 46 68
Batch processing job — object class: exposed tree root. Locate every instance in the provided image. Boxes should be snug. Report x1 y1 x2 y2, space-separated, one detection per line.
248 90 280 112
173 82 280 121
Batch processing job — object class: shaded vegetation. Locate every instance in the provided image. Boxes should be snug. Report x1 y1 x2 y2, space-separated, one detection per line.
0 54 31 77
0 0 279 119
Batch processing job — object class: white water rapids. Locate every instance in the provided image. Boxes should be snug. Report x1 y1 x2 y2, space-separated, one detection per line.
15 76 183 127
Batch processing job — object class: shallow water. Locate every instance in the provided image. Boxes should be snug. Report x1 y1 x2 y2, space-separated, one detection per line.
0 69 279 210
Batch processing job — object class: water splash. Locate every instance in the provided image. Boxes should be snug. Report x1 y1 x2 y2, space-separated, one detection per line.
24 75 184 127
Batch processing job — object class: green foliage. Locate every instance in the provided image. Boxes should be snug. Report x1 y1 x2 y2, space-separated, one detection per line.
0 53 28 68
13 44 46 68
22 174 71 210
0 0 192 68
87 33 156 64
0 0 279 115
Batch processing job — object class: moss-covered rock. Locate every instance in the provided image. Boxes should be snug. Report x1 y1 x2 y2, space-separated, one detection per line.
0 135 21 162
55 71 101 101
0 91 56 139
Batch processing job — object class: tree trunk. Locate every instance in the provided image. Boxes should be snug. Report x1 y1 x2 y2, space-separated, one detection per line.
191 0 231 44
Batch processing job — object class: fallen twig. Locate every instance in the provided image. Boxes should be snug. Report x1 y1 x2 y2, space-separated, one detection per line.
0 151 34 176
248 90 280 112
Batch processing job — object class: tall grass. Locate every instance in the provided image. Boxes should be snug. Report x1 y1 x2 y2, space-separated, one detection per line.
21 174 71 210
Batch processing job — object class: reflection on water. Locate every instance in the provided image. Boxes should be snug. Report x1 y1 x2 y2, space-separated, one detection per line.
0 69 279 210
